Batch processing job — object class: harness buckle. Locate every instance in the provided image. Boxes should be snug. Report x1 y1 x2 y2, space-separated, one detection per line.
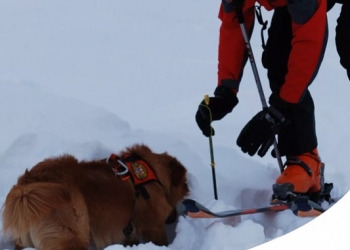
115 160 129 175
107 154 130 180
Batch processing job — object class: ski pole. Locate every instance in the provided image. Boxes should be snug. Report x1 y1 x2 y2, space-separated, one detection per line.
235 7 284 173
204 95 219 200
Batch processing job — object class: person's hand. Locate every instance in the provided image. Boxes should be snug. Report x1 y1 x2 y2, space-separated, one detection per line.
236 105 288 157
195 85 238 137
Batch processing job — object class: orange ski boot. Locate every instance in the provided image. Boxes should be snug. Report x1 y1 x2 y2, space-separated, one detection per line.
275 148 325 195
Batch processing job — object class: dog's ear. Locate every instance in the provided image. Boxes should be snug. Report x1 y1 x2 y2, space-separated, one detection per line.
169 158 187 187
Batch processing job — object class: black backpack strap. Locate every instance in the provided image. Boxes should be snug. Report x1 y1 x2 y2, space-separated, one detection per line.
255 5 268 50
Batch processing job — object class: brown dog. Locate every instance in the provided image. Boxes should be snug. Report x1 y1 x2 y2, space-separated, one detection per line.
2 144 189 250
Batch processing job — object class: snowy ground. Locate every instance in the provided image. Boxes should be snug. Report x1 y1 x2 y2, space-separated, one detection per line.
0 1 349 250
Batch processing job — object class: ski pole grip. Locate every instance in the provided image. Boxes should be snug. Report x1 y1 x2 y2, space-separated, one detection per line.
204 95 210 105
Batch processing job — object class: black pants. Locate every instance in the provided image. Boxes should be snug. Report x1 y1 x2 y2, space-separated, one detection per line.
262 7 320 157
335 1 350 79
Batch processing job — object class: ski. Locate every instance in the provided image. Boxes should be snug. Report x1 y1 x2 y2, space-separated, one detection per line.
182 199 291 219
182 183 335 219
182 195 328 219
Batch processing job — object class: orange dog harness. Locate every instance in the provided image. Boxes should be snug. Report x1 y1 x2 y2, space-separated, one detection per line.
107 153 159 187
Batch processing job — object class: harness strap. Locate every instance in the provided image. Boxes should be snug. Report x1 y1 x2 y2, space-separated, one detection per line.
104 153 161 240
255 5 268 50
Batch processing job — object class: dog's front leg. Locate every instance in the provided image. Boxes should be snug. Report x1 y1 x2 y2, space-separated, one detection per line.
14 244 23 250
141 224 168 246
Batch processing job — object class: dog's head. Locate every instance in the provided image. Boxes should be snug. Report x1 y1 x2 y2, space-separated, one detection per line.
120 144 189 207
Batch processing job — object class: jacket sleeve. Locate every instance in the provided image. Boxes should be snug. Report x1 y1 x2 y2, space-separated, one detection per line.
217 2 256 93
280 0 328 103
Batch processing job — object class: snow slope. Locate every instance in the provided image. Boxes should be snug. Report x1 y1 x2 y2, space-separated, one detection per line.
0 1 349 249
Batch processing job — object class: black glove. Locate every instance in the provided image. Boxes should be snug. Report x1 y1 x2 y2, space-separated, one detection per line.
236 101 288 157
196 85 238 137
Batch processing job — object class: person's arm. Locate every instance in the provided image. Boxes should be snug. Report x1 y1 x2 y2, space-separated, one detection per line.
217 1 256 93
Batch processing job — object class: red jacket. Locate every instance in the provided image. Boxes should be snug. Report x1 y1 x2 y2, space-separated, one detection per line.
218 0 327 103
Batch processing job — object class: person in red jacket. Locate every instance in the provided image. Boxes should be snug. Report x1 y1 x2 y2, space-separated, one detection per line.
196 0 328 198
328 0 350 80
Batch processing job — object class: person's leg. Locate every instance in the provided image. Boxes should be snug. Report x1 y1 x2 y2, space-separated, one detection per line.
262 7 324 195
262 7 318 157
335 1 350 80
262 7 292 95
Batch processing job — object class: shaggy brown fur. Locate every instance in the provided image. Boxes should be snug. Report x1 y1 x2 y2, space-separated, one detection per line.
2 144 189 250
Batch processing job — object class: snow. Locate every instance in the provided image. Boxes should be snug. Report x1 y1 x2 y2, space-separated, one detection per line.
0 1 349 250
